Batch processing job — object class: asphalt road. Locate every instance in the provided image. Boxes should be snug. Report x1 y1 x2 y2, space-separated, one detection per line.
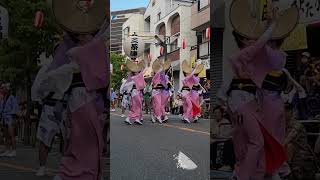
110 111 210 180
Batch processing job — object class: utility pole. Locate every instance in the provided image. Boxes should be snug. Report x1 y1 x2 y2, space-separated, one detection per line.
154 35 170 62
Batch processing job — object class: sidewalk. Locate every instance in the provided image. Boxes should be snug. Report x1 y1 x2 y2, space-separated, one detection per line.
0 140 60 179
0 139 109 179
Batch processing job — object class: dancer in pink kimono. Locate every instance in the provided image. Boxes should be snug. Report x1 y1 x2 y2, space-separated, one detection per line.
190 65 206 122
180 60 202 123
42 1 110 179
36 31 108 180
160 74 172 122
151 59 172 123
124 60 148 125
222 1 299 179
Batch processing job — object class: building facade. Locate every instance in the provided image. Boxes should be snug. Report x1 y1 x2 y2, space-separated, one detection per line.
190 0 210 77
111 8 146 54
143 0 196 91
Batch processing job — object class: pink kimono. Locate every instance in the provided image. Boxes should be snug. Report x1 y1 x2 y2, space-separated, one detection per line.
152 72 164 119
181 73 201 120
160 74 170 117
128 71 146 122
54 37 108 180
189 75 201 115
230 23 288 179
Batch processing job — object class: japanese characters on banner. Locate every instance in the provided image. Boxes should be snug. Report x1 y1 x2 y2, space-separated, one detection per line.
273 0 320 24
123 35 145 59
290 0 320 24
269 0 320 51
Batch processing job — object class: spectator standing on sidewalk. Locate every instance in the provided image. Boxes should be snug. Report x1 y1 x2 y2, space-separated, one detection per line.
210 106 234 170
111 88 117 112
0 83 19 157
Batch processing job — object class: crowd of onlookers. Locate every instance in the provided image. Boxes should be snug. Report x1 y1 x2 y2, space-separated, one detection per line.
294 52 320 119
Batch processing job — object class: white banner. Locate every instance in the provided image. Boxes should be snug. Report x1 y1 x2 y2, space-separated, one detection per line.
275 0 320 24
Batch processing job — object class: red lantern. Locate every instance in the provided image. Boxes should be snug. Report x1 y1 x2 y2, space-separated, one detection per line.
34 11 44 28
182 38 186 49
206 27 211 39
160 47 164 56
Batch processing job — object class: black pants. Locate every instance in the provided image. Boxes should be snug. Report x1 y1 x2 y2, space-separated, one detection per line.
210 139 235 169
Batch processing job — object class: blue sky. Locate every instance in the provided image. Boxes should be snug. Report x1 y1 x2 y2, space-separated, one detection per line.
111 0 149 11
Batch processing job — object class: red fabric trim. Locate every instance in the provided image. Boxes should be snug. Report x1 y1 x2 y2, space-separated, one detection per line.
258 122 288 174
191 101 201 117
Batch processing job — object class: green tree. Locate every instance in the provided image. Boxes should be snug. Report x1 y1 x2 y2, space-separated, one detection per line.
0 0 59 144
111 52 128 90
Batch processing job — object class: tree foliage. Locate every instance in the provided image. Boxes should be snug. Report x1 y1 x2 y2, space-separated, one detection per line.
0 0 59 90
111 52 128 90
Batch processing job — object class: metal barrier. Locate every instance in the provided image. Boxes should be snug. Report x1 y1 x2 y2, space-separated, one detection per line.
299 120 320 136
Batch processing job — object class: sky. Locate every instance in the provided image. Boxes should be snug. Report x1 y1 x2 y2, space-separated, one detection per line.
111 0 149 11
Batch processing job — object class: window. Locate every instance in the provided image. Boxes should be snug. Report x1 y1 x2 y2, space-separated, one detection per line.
157 12 161 21
170 15 180 35
201 29 209 42
170 39 178 52
198 0 209 11
117 15 125 18
123 27 130 37
197 29 208 45
158 24 166 36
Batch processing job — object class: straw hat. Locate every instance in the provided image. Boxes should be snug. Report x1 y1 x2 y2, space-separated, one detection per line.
163 60 172 71
194 63 204 74
52 0 107 34
152 59 172 72
182 60 192 74
229 0 299 39
152 59 162 73
126 60 144 73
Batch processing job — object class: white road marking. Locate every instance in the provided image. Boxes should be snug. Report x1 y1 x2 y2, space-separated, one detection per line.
173 151 198 170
